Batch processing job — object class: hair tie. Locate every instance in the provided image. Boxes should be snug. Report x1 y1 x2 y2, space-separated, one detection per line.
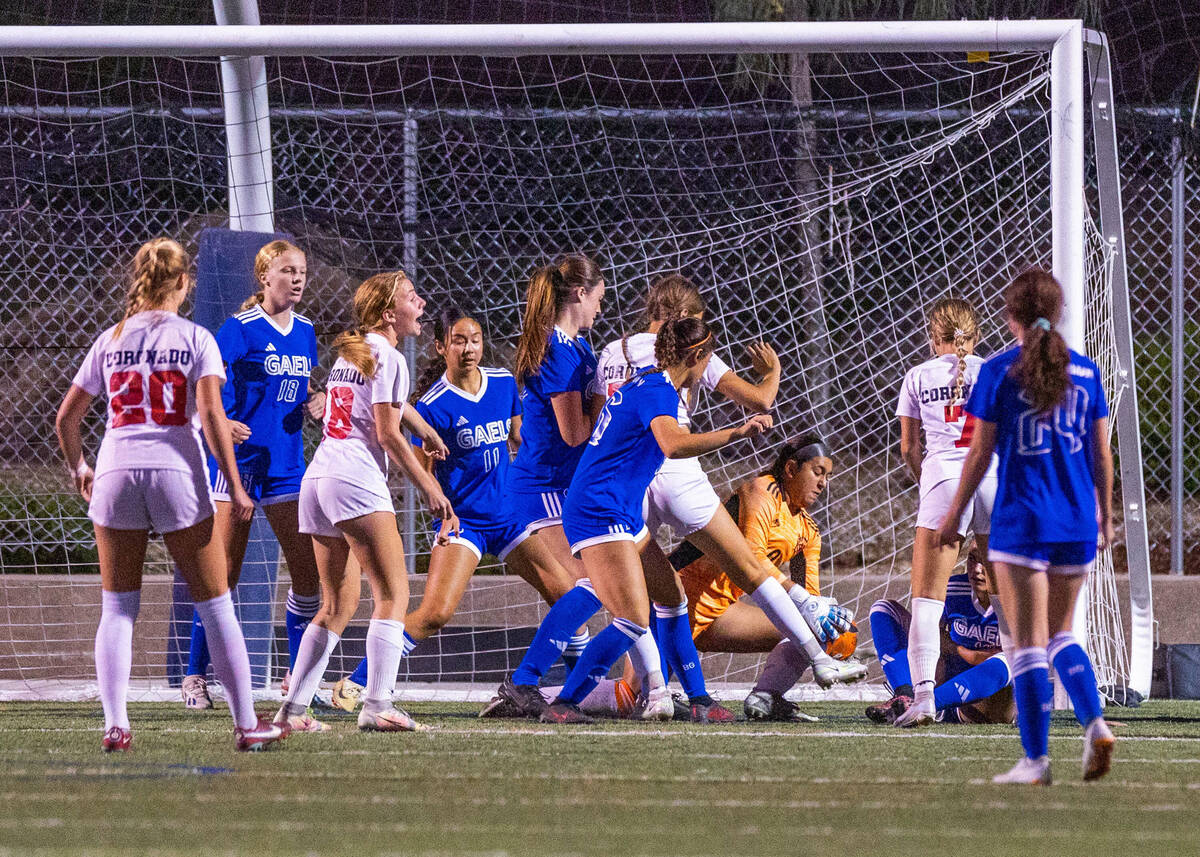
1032 317 1052 332
683 331 713 352
954 328 967 339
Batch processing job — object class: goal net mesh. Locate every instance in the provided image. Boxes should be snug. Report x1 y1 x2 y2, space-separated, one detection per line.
0 45 1127 699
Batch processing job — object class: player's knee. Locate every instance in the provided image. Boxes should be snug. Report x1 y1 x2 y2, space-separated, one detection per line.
870 598 906 622
412 603 455 635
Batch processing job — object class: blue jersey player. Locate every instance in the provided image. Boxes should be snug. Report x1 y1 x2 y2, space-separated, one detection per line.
867 551 1014 726
937 269 1116 785
502 254 605 671
182 241 324 711
513 317 771 724
328 308 578 711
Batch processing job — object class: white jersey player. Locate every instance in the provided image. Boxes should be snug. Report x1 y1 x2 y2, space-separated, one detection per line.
892 297 999 728
277 270 456 735
55 237 285 753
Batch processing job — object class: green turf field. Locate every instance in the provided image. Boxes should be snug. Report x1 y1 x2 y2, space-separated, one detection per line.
2 699 1199 857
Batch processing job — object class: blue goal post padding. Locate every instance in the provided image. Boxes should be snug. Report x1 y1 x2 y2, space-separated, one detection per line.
166 227 293 689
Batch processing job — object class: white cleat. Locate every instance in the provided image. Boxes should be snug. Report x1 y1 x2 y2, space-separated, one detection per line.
893 697 936 729
812 658 867 689
638 685 675 722
992 755 1051 785
1082 718 1115 781
358 706 429 733
181 674 214 710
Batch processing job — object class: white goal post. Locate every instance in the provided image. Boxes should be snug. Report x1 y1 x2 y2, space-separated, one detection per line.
0 20 1153 699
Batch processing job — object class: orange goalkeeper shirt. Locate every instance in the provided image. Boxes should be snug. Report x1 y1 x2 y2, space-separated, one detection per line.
671 474 822 638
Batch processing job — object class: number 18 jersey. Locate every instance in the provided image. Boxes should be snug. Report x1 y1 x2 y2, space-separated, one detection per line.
71 310 226 476
216 305 319 477
413 368 521 526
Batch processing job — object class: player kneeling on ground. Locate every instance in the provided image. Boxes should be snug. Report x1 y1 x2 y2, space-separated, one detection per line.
671 436 866 723
866 547 1014 726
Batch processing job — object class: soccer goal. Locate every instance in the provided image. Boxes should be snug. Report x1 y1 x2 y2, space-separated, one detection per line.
0 20 1152 702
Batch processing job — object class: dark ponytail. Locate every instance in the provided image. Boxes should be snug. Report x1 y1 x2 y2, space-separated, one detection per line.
411 305 469 404
513 253 603 384
1005 269 1070 414
654 316 714 370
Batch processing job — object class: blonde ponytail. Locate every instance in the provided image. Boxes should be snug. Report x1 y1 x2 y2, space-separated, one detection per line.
115 237 190 339
334 271 406 379
928 297 980 407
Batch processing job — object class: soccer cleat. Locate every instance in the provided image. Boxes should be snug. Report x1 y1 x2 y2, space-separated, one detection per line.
634 685 675 722
358 706 428 732
329 677 364 713
1082 718 1115 781
479 693 526 719
495 677 550 718
539 701 594 724
689 699 738 723
612 678 637 719
893 696 936 729
744 690 819 723
101 726 132 752
992 755 1051 785
865 694 912 725
273 709 330 734
235 717 289 752
671 691 692 721
812 658 868 689
181 674 214 710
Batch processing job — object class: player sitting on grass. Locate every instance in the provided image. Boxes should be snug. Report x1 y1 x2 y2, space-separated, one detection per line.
866 547 1014 725
670 436 863 722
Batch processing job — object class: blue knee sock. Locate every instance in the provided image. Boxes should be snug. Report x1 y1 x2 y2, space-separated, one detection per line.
285 590 321 672
934 654 1011 711
654 600 707 699
558 619 646 705
561 630 590 674
1048 632 1103 727
512 581 602 687
348 631 418 687
1011 647 1052 759
186 608 210 677
869 601 913 695
648 614 671 681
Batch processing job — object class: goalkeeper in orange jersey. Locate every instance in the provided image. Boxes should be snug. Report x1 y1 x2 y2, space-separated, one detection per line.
670 435 861 722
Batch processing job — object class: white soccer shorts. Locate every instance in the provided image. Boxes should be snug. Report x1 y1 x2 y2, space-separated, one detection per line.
916 473 996 537
643 456 722 538
298 476 395 538
88 468 214 533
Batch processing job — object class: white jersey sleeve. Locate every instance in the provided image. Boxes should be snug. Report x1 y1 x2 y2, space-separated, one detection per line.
699 351 731 392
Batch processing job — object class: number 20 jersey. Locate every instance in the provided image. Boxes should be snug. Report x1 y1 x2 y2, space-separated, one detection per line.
412 368 521 527
71 310 226 476
966 345 1108 545
216 305 319 478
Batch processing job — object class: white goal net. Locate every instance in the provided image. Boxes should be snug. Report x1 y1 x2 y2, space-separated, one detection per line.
0 23 1133 701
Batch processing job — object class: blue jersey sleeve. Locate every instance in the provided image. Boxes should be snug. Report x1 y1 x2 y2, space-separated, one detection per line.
215 316 248 366
965 355 1001 423
508 376 522 418
1085 357 1109 421
638 377 679 430
412 398 433 448
539 338 586 396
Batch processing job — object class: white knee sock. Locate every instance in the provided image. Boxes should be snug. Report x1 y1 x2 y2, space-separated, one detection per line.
749 577 826 661
194 593 258 730
752 639 811 696
282 623 340 717
908 596 944 703
626 629 665 690
95 589 140 731
363 618 407 714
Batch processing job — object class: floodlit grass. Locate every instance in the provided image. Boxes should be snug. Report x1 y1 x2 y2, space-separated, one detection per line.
1 700 1199 856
